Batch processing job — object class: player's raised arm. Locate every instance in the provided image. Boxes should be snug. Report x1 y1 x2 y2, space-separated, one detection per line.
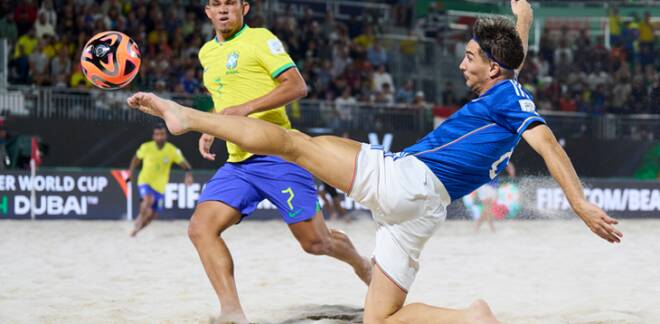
511 0 533 75
522 123 623 243
221 68 307 116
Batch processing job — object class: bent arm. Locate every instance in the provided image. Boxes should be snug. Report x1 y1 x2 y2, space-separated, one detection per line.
239 68 308 115
128 155 141 184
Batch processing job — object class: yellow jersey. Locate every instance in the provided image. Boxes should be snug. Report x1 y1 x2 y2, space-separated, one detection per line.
639 21 654 43
198 25 296 162
136 141 185 193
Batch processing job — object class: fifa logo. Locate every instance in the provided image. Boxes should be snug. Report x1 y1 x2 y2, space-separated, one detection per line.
226 51 239 74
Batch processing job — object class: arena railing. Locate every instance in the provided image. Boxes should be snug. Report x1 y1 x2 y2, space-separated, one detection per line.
2 86 658 140
264 0 391 22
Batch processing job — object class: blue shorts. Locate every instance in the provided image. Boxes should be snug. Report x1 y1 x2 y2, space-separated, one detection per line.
198 155 319 224
138 184 165 212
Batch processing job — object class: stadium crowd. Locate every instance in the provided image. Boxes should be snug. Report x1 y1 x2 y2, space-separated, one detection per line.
517 9 659 115
0 1 658 114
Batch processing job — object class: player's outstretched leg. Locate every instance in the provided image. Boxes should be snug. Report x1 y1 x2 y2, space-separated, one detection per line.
127 92 360 193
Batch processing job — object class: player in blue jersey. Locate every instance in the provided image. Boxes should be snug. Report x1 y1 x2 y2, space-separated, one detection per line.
128 1 623 322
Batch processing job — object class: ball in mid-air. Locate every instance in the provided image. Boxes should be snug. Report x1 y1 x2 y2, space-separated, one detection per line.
80 31 141 90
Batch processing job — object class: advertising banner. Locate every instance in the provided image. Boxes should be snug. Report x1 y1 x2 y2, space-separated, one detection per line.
2 170 658 220
0 169 128 219
459 178 660 220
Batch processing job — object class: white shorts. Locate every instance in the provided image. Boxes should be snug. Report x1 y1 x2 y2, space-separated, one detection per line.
477 183 498 201
348 144 451 291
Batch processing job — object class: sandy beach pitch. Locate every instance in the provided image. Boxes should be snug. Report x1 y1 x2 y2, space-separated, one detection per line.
1 218 658 324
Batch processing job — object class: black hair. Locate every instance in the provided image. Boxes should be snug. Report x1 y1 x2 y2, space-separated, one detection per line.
472 16 524 72
153 123 167 131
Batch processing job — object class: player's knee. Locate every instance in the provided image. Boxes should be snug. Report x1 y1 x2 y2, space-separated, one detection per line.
187 214 218 244
300 237 330 256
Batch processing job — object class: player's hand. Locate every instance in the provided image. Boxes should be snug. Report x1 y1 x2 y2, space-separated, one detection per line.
199 133 216 161
511 0 533 23
184 172 194 186
575 201 623 243
221 104 252 117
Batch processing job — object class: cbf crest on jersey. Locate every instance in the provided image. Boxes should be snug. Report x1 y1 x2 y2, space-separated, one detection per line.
226 51 239 74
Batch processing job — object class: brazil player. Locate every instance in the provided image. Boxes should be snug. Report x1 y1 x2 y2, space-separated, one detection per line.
128 0 623 322
186 0 370 322
127 124 193 237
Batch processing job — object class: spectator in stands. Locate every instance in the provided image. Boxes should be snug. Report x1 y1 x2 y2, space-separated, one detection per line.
9 43 30 84
411 91 430 109
630 76 648 113
639 11 655 67
609 8 623 45
69 64 88 89
331 45 351 78
367 39 387 67
611 76 632 114
354 25 375 49
38 0 57 29
395 79 415 104
14 0 38 35
559 93 577 112
372 64 394 93
587 63 611 91
399 29 418 71
13 27 37 59
622 13 640 65
29 40 50 86
0 13 18 47
50 46 72 82
373 83 395 105
335 87 357 131
554 37 573 67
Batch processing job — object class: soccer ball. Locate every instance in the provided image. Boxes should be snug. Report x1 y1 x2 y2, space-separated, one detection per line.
80 31 141 90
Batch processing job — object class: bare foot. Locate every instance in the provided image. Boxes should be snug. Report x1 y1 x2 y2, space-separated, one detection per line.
211 313 249 324
127 92 189 135
465 299 499 324
328 228 372 285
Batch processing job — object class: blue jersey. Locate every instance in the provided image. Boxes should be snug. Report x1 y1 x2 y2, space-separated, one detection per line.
403 79 545 201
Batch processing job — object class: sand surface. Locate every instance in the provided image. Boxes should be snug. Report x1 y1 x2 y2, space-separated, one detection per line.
1 218 658 324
